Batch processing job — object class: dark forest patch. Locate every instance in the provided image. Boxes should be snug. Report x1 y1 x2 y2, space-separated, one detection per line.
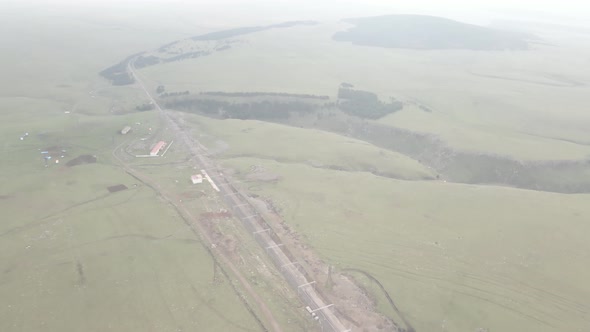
163 97 319 120
66 155 97 167
107 184 128 193
99 52 141 85
76 261 86 285
337 87 403 119
333 15 530 50
201 91 329 100
133 55 161 68
190 20 317 41
302 114 590 193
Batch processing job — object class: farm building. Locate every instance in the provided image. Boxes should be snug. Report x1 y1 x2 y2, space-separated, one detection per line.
150 141 167 156
191 174 203 184
121 126 131 135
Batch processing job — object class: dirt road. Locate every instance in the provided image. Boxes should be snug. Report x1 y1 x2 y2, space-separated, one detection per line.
115 62 286 332
127 57 361 331
112 135 284 332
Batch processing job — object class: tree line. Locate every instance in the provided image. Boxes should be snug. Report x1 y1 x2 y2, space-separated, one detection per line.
99 53 141 85
337 87 403 119
200 91 330 100
163 98 317 120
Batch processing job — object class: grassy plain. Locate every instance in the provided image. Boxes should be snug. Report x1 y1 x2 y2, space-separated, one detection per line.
219 156 590 332
142 22 590 160
0 182 261 332
136 19 590 331
0 5 299 332
4 5 590 332
185 114 437 180
170 109 590 331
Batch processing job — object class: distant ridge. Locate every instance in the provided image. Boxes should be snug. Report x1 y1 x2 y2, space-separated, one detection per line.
190 20 318 41
333 15 530 50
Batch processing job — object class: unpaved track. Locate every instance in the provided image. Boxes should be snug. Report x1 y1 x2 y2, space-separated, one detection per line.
113 63 284 332
112 140 282 332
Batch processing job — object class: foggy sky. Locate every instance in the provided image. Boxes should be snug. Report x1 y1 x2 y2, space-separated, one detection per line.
8 0 586 14
4 0 589 28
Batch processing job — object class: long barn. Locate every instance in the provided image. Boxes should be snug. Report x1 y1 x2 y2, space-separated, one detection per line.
150 141 166 156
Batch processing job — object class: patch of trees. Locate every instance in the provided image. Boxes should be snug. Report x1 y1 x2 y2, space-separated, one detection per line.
340 82 354 88
157 39 181 53
156 85 165 94
337 87 403 119
192 26 266 41
333 15 530 50
216 45 232 51
419 105 432 112
190 21 317 41
134 55 161 68
164 98 316 120
163 51 210 62
160 91 190 98
135 103 155 112
99 53 141 85
200 91 330 100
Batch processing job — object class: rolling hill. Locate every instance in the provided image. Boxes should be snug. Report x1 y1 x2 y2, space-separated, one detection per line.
333 15 531 50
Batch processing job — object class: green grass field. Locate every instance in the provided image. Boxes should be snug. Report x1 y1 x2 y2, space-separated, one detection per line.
3 3 590 332
168 107 590 331
219 156 590 332
133 17 590 331
0 185 262 332
0 5 306 332
185 114 437 180
141 22 590 160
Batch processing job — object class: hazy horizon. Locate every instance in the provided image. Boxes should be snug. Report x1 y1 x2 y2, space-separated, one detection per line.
4 0 589 28
2 1 589 332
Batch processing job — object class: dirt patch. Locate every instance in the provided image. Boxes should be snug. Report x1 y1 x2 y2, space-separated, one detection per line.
341 268 415 332
206 222 241 263
200 211 232 220
222 235 238 254
246 165 282 182
107 184 128 193
180 190 206 200
249 194 406 331
66 155 97 167
42 145 61 152
76 261 86 285
41 146 68 162
0 195 12 200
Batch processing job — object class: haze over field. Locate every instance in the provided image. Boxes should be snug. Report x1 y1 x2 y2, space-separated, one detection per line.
1 1 590 332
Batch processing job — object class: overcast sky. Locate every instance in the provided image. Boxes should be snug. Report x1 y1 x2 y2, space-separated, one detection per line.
14 0 585 14
5 0 589 27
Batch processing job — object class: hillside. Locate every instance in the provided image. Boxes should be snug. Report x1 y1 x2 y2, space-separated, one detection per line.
333 15 530 50
189 20 317 41
6 6 590 332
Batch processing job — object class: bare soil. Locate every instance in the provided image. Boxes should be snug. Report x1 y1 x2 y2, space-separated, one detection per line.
200 211 232 220
248 195 406 331
246 165 282 182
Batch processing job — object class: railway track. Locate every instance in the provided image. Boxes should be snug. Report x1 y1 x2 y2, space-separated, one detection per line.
126 59 352 332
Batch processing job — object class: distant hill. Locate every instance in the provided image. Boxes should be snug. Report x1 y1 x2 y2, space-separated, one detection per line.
129 20 320 70
333 15 530 50
190 20 317 41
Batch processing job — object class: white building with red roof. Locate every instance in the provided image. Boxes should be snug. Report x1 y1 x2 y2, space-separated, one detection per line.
150 141 166 156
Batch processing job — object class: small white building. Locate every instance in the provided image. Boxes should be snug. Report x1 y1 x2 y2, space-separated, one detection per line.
191 174 203 184
121 126 131 135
